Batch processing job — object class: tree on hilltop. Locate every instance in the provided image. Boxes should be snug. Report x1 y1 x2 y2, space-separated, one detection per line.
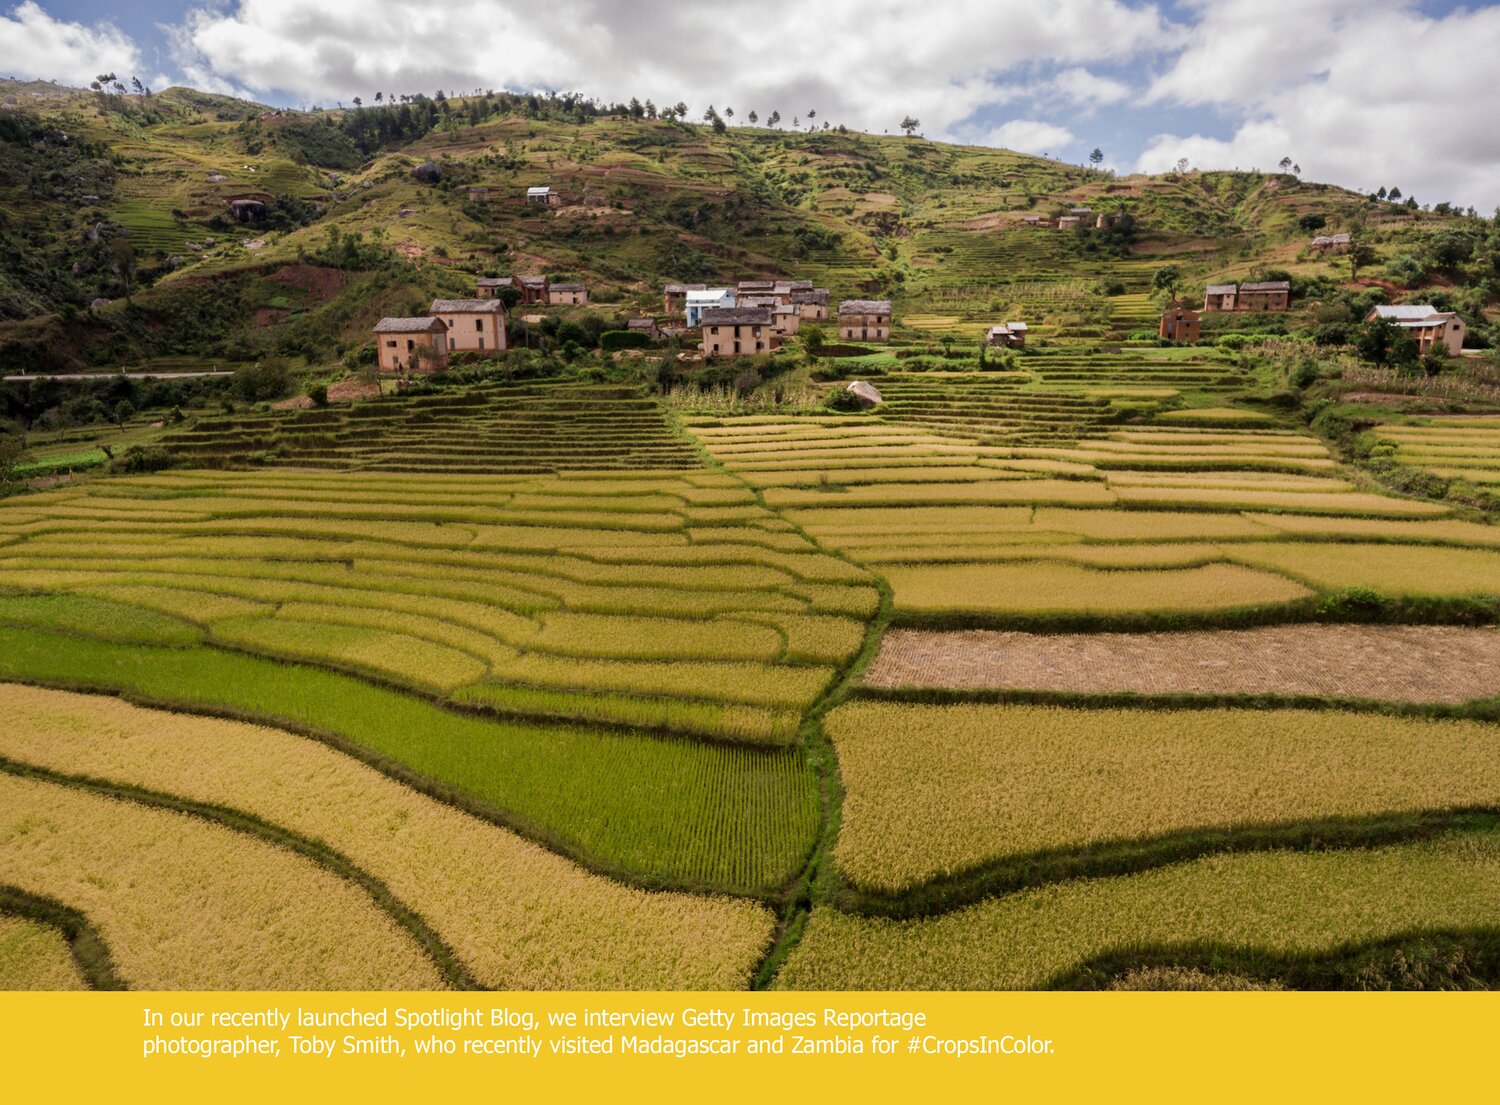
1089 147 1104 169
900 115 920 136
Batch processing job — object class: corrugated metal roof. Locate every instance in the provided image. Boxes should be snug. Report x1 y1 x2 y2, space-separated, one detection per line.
1371 304 1440 320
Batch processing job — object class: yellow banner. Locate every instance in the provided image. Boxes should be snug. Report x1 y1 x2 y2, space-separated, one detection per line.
1 991 1493 1101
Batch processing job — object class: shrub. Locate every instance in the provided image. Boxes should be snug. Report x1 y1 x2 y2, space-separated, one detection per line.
307 384 329 406
600 329 651 352
110 445 173 473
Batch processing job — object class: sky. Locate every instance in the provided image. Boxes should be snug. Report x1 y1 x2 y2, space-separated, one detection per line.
3 0 1498 210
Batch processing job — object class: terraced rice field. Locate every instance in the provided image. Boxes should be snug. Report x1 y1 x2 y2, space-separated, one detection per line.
777 829 1500 990
1372 417 1500 484
0 685 774 989
691 416 1494 623
6 372 1498 993
0 452 884 893
0 772 447 990
162 382 702 472
826 700 1500 893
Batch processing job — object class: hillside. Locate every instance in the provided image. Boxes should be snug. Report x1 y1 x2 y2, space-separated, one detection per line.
2 79 1494 373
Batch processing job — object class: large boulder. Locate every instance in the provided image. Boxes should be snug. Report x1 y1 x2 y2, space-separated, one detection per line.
845 380 884 408
412 161 442 184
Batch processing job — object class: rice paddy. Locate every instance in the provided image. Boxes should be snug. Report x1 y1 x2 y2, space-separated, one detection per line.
0 915 87 991
0 685 775 989
6 369 1498 992
776 828 1500 990
826 700 1500 893
0 773 447 990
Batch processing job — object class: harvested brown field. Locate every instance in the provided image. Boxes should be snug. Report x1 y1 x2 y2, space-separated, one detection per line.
866 625 1500 703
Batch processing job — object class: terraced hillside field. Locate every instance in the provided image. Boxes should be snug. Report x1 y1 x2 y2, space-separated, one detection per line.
162 382 702 473
5 377 1500 993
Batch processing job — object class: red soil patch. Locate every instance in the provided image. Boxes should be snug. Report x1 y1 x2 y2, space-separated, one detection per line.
268 264 347 303
866 625 1500 705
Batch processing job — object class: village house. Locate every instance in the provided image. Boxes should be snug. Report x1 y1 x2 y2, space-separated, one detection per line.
374 317 449 373
772 303 802 336
509 275 550 305
475 277 511 300
627 318 665 341
1237 280 1292 311
986 322 1028 348
1202 283 1238 312
466 186 491 201
429 299 506 355
1366 305 1467 355
548 282 588 306
1021 215 1050 227
791 288 830 320
736 279 777 296
700 307 774 357
685 288 736 327
663 283 707 314
526 186 562 207
839 299 893 342
1159 303 1201 343
1311 233 1351 254
1057 215 1082 229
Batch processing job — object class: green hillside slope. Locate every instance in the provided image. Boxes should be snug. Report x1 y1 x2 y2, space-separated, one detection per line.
0 79 1493 372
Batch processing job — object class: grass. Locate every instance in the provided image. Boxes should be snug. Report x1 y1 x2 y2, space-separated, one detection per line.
0 685 775 990
0 772 446 990
776 827 1500 989
0 627 819 895
825 701 1500 895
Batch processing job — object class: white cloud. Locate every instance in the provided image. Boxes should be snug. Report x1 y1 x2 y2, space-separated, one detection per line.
0 1 140 86
983 120 1076 157
165 0 1171 139
1141 0 1500 209
1050 67 1131 109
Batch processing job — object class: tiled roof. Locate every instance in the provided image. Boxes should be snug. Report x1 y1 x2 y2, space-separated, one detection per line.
663 283 707 294
550 283 586 292
374 317 446 333
430 299 503 313
700 307 773 325
790 289 829 304
839 299 892 314
1241 281 1291 292
1205 284 1238 295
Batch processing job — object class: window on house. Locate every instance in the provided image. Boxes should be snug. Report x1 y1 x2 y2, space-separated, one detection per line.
386 341 396 348
449 339 455 350
476 320 483 331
